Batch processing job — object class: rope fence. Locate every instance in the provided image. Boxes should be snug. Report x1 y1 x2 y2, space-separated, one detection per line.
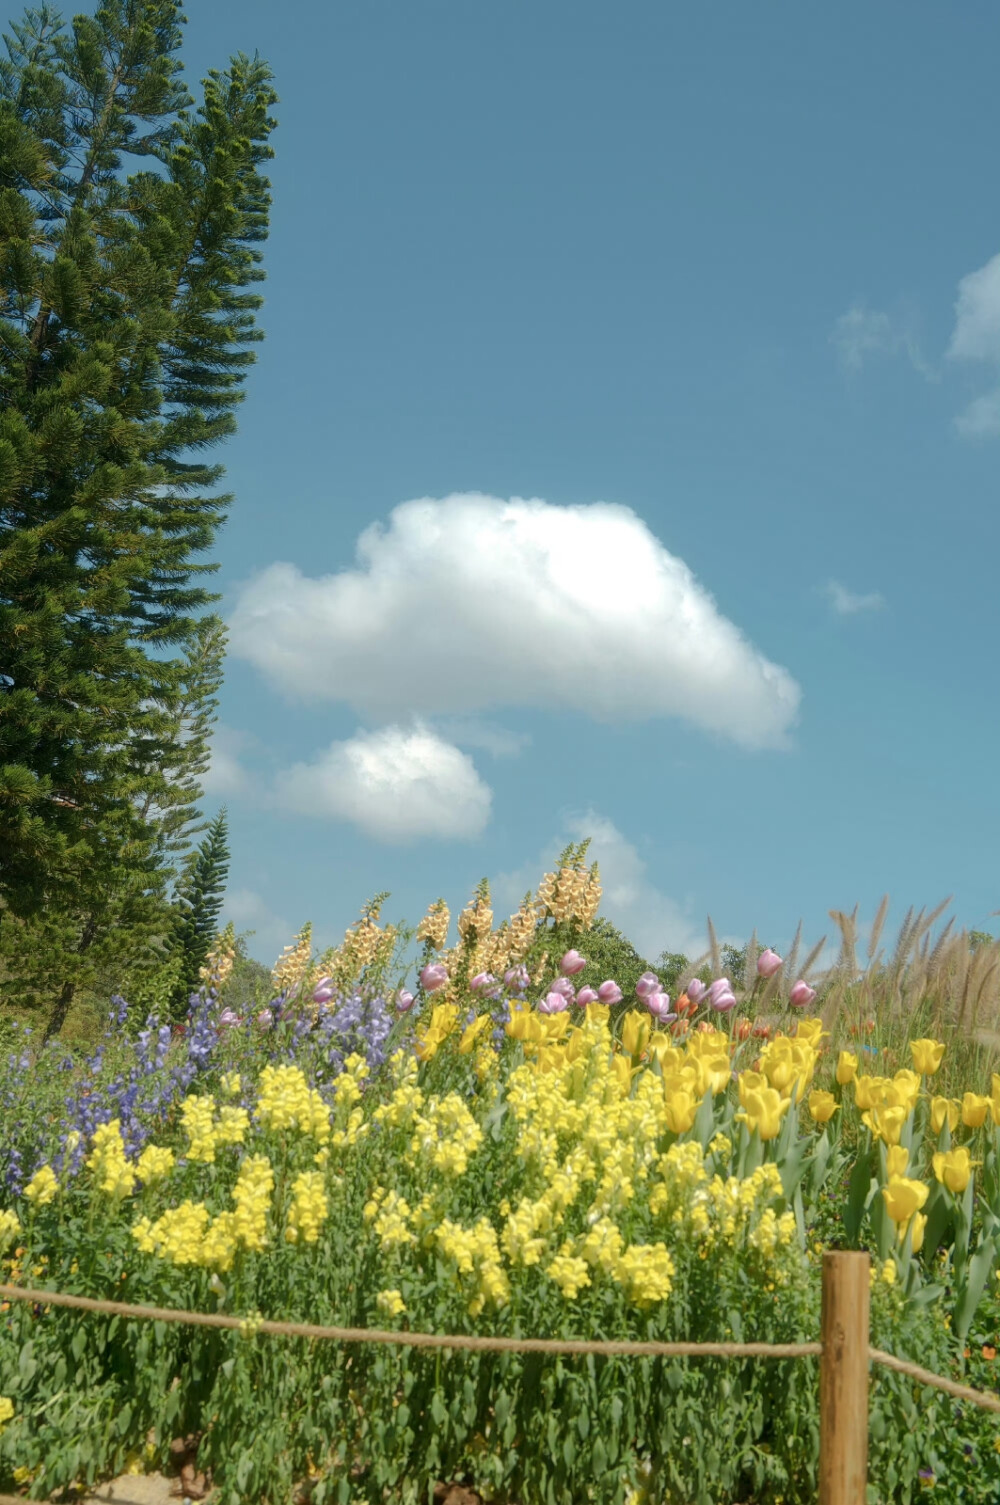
1 1254 999 1505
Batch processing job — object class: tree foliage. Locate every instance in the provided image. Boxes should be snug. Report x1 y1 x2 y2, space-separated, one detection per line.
167 804 229 1016
0 2 276 1031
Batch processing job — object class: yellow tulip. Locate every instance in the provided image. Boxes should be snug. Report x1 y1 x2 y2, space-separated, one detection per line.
621 1011 651 1060
737 1070 767 1106
932 1147 976 1195
930 1096 960 1136
910 1038 945 1076
686 1028 727 1059
853 1075 879 1111
861 1104 908 1146
795 1019 827 1048
961 1092 990 1130
991 1074 1000 1128
882 1176 929 1226
836 1051 858 1086
907 1210 927 1253
648 1037 683 1073
457 1015 492 1054
808 1090 838 1124
662 1086 698 1135
885 1145 909 1179
736 1086 790 1141
703 1053 733 1096
892 1070 922 1113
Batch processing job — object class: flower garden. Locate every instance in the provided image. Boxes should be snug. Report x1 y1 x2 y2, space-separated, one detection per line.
3 854 1000 1504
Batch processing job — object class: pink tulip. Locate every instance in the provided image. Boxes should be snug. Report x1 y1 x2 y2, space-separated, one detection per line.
312 980 336 1004
548 976 575 1001
504 965 530 991
707 978 737 1012
539 991 569 1015
598 980 623 1005
256 1008 273 1030
396 989 415 1013
635 970 660 1001
687 979 707 1005
757 949 783 979
646 990 675 1021
575 986 599 1007
219 1008 239 1027
789 980 816 1009
560 949 587 976
420 962 449 993
470 971 496 992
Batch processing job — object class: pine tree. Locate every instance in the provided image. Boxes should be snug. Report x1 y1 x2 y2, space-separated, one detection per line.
168 805 229 1016
0 3 276 1033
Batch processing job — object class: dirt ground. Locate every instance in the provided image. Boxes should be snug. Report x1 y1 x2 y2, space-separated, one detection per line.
78 1477 208 1505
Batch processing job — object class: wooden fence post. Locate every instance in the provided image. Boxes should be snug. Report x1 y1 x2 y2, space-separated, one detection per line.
819 1250 870 1505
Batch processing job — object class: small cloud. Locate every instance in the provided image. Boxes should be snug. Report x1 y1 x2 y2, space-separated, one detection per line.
494 810 707 963
824 581 886 616
947 253 1000 363
229 494 800 752
954 386 1000 439
273 722 492 843
202 724 255 797
830 306 934 378
946 252 1000 439
222 888 293 970
431 717 531 759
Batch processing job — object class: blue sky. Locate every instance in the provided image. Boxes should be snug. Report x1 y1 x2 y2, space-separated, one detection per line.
157 0 998 968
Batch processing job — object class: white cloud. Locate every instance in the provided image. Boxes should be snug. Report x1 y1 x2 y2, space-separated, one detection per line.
273 722 492 842
202 724 254 797
954 386 1000 439
824 581 885 616
222 888 293 970
494 809 708 963
831 308 895 370
830 306 934 378
430 717 531 759
946 252 1000 438
947 253 1000 363
229 495 800 752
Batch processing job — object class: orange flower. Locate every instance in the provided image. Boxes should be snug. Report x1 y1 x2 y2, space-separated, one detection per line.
983 1345 997 1361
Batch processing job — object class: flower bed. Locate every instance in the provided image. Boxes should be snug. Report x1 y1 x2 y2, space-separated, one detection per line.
3 870 1000 1502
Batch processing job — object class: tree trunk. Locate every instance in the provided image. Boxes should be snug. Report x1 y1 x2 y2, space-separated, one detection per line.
44 978 76 1044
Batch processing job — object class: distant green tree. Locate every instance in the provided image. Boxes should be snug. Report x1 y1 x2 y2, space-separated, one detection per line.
0 1 276 1034
168 807 229 1016
572 916 684 1002
218 932 273 1011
